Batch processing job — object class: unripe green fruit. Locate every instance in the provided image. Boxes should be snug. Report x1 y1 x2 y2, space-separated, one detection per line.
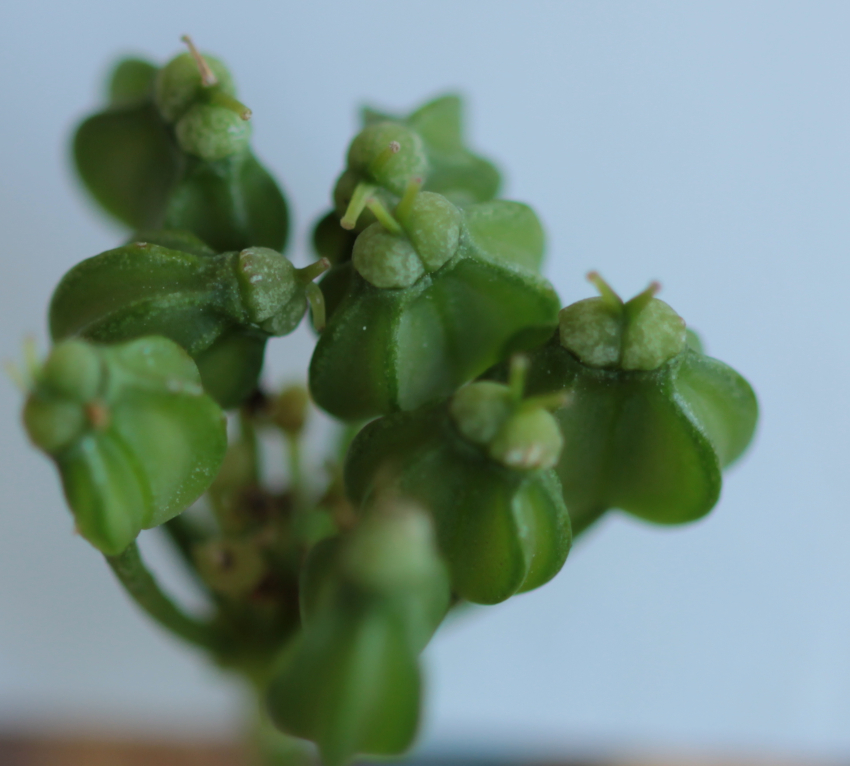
352 226 424 288
310 191 559 420
488 407 563 471
73 45 288 254
175 103 251 161
235 247 301 331
449 381 514 446
23 399 88 455
155 51 235 123
40 339 102 402
450 378 564 472
345 396 571 604
362 94 502 205
49 241 320 408
268 504 449 766
492 277 758 534
23 337 226 555
339 509 443 595
350 191 462 289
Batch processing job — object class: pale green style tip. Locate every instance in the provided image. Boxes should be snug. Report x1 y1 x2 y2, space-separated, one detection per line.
559 273 686 371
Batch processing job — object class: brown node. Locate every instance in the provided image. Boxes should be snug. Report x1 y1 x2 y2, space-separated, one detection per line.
85 400 110 430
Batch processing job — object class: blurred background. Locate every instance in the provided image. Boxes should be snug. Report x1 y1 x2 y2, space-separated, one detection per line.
1 0 848 763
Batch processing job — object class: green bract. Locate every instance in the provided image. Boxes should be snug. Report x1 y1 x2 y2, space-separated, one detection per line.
73 46 288 253
48 237 327 408
22 337 227 555
268 504 449 766
309 187 558 420
344 375 572 604
509 275 758 534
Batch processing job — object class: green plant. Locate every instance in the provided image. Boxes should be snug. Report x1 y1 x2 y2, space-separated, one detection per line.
17 38 758 766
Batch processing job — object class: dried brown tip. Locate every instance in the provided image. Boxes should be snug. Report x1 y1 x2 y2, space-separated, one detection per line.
181 34 218 87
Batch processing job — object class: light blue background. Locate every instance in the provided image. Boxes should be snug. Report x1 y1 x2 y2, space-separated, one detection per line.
1 1 847 761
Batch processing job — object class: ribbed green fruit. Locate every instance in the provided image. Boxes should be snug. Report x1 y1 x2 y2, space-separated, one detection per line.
22 337 226 555
314 93 504 267
49 238 317 408
508 276 758 534
309 191 559 420
73 52 288 253
344 390 571 605
268 506 449 766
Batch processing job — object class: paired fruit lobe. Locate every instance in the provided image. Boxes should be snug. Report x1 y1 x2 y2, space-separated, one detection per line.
352 191 462 289
154 51 235 123
346 122 428 197
449 380 563 471
23 337 227 555
558 274 686 371
175 103 252 161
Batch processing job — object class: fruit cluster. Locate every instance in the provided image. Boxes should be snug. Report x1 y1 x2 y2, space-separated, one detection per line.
19 40 757 766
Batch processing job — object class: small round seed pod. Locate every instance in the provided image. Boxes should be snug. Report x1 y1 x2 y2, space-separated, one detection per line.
175 103 252 161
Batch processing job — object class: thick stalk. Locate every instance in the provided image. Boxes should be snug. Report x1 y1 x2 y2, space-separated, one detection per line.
106 541 223 652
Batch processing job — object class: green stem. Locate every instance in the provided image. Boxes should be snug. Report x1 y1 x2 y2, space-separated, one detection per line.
106 541 223 652
624 280 661 321
508 354 529 401
286 434 304 508
365 197 403 234
587 271 622 311
239 408 261 485
394 176 423 226
296 257 331 283
305 282 326 332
